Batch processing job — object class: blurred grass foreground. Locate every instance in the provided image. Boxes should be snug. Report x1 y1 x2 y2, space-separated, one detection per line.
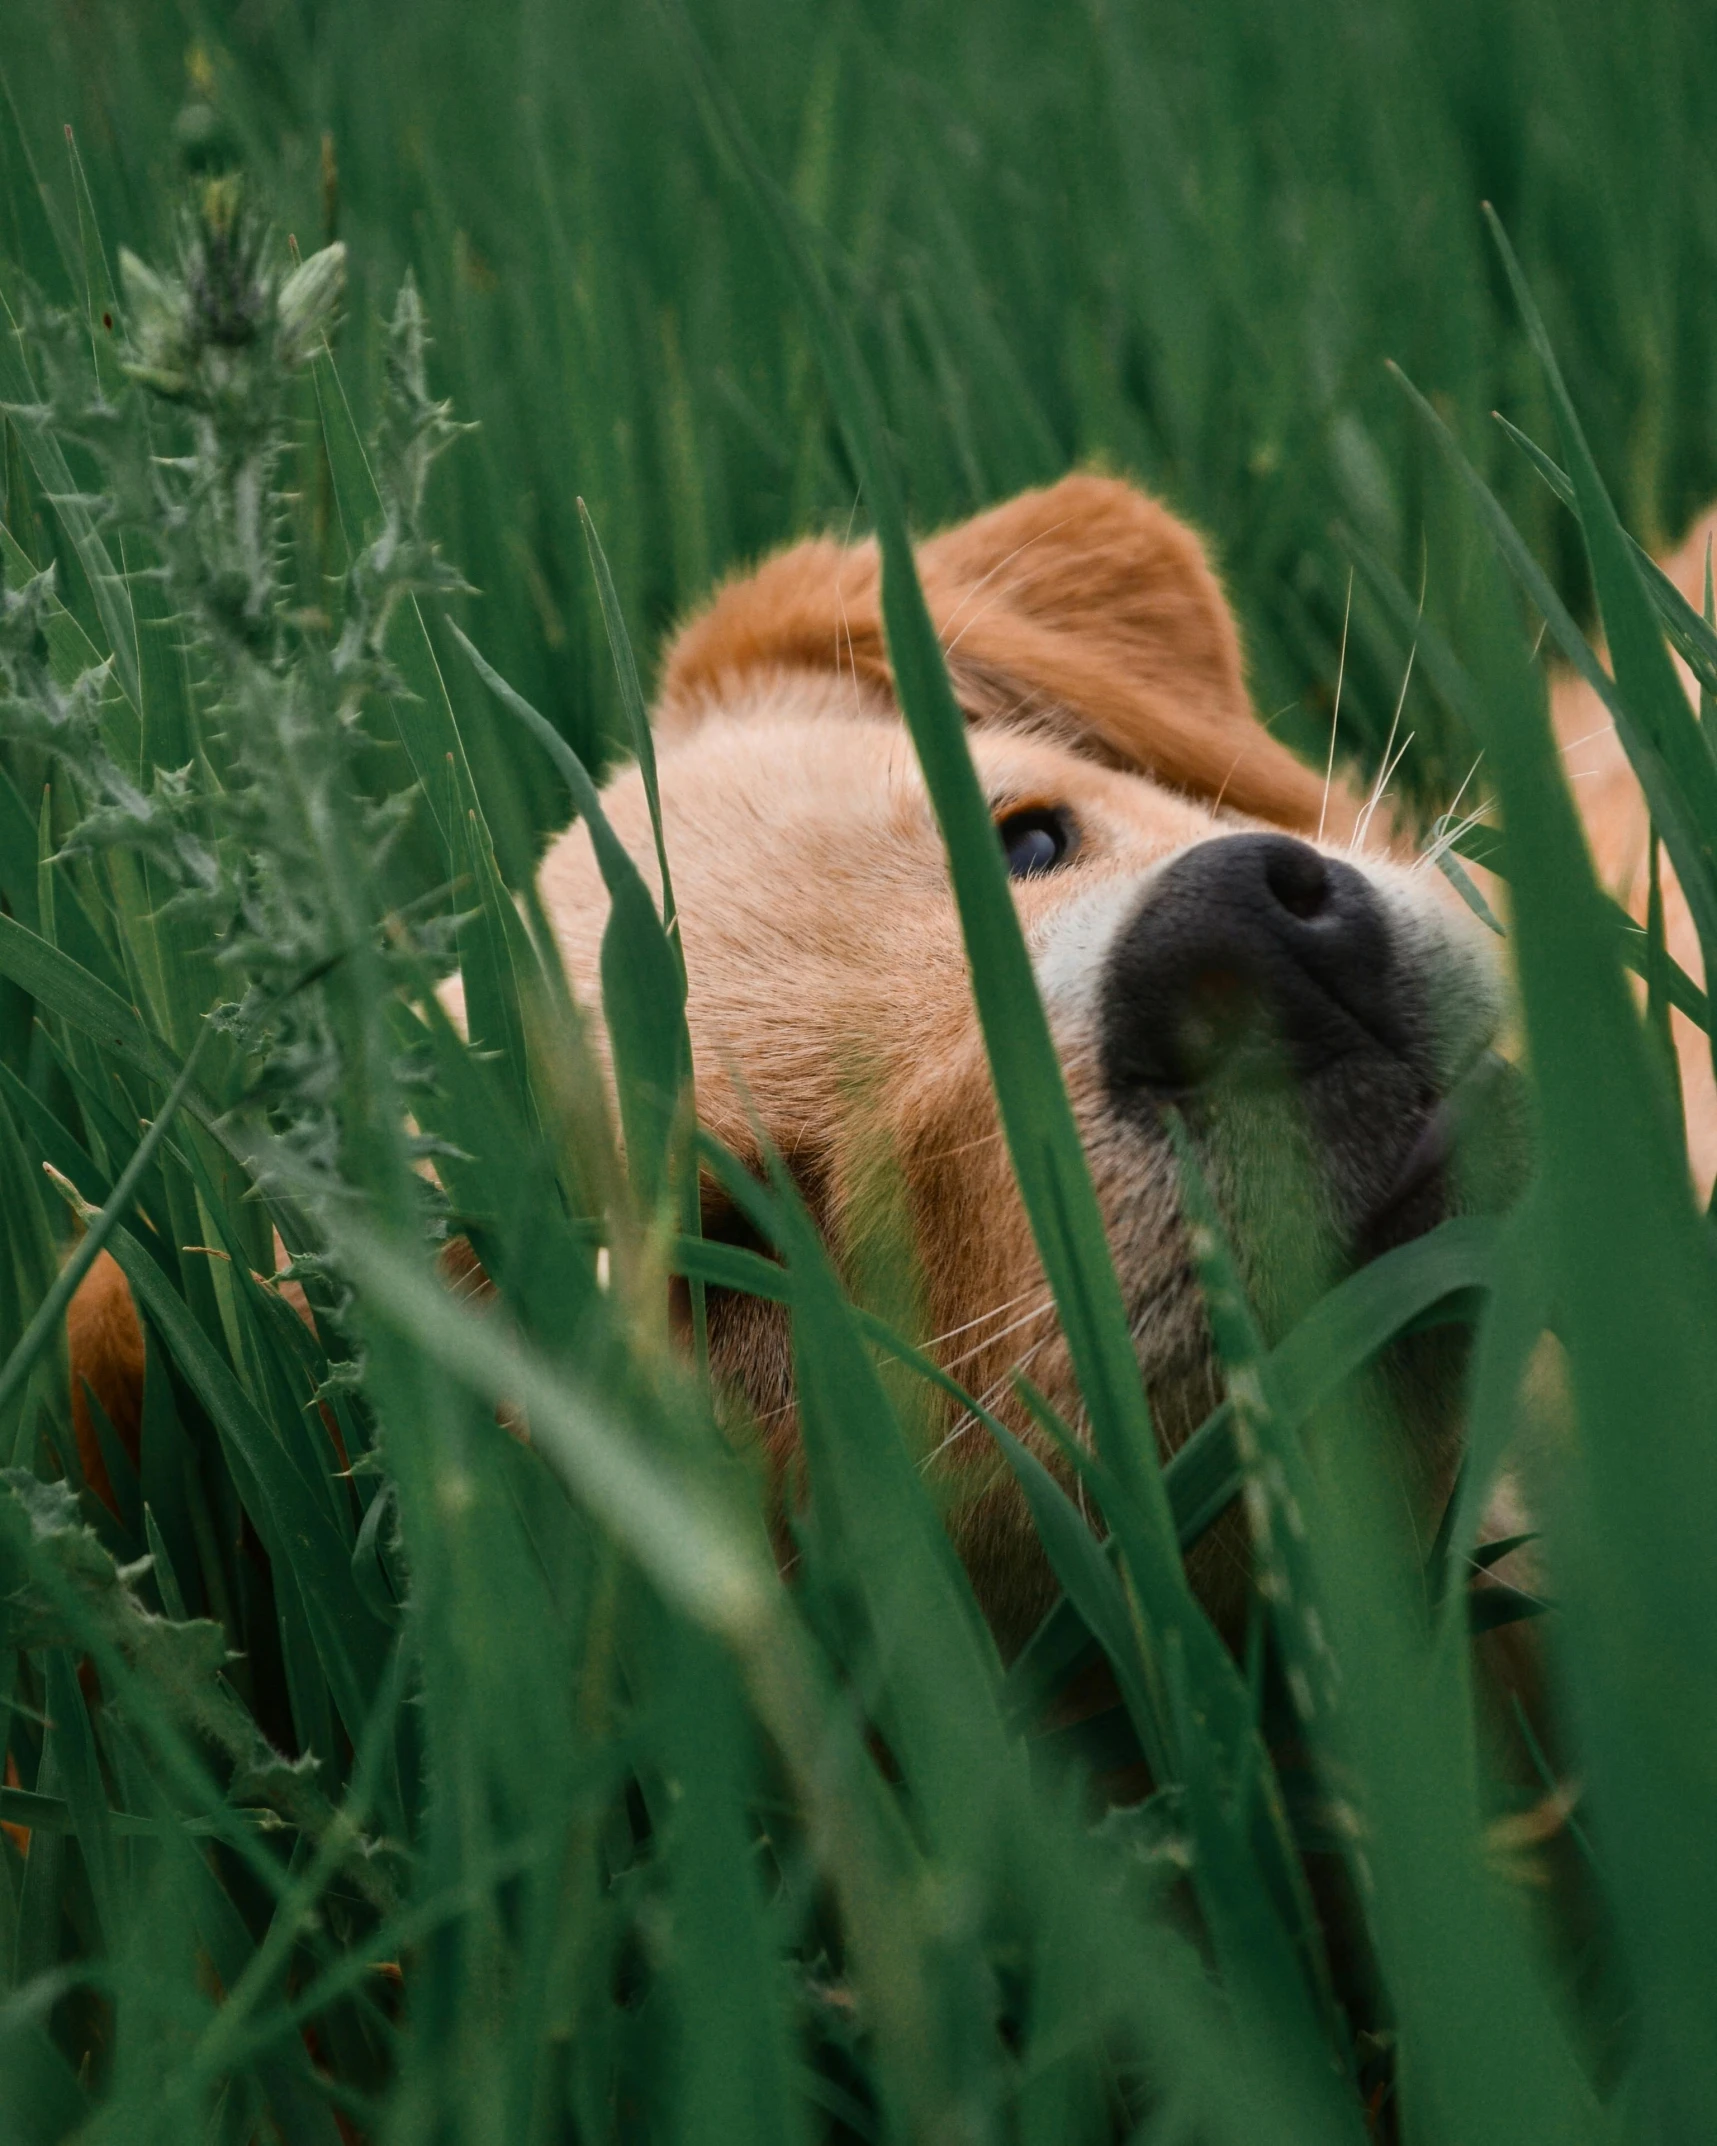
2 2 1717 2142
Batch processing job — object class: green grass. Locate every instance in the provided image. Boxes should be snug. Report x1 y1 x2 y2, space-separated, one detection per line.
1 3 1716 2140
9 0 1717 830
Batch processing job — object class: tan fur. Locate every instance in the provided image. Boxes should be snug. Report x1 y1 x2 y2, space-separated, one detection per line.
1549 505 1717 1194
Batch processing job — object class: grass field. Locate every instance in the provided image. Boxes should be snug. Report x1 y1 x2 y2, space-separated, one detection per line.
3 2 1717 2140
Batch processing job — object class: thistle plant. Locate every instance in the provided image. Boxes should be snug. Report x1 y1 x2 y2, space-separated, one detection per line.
1 178 466 1192
0 560 216 895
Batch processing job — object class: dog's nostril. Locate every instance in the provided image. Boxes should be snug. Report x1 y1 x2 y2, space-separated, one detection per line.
1264 843 1329 922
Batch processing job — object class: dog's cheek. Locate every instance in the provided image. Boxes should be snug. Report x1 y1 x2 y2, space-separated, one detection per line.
1058 1033 1215 1442
704 1289 798 1477
1366 863 1510 1090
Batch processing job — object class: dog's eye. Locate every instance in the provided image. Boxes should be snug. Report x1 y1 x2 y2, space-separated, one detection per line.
998 806 1078 879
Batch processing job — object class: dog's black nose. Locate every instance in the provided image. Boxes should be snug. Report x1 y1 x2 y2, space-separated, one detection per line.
1100 833 1407 1097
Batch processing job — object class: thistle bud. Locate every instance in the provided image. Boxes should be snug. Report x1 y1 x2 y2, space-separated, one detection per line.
117 248 193 397
277 242 347 368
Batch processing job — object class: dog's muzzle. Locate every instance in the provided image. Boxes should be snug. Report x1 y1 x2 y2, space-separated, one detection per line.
1099 833 1411 1096
1097 832 1462 1256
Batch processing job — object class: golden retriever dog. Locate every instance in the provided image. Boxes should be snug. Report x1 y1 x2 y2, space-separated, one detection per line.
474 474 1507 1646
66 472 1694 1651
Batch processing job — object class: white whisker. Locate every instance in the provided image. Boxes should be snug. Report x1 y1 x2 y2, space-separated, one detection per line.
1440 752 1484 828
915 1282 1056 1358
938 520 1071 655
1210 747 1247 822
935 1294 1059 1377
1417 795 1496 874
1351 634 1418 854
920 1333 1054 1466
736 1284 1057 1434
1354 727 1415 856
1317 569 1354 847
1411 754 1486 871
914 1123 1011 1166
833 487 864 721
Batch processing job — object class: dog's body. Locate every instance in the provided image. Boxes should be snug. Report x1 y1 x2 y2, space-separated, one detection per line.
1551 505 1717 1194
64 474 1701 1646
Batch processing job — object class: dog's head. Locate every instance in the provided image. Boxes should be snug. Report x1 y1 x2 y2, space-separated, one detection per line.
511 477 1510 1644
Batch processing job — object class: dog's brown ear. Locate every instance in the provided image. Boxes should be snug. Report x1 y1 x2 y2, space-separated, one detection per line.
658 473 1332 830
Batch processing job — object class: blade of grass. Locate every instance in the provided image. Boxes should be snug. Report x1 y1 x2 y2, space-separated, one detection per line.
663 7 1189 1689
1391 360 1717 977
575 498 708 1360
1473 207 1717 2129
81 1213 391 1752
451 623 689 1217
1493 411 1717 706
577 500 680 953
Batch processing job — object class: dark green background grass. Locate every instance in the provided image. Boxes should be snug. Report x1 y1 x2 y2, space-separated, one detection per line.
9 0 1717 822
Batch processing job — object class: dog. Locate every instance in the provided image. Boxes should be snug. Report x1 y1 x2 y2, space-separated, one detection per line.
451 474 1509 1646
70 471 1684 1654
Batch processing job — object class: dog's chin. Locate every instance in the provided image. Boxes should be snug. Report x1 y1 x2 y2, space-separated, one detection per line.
1135 1042 1528 1415
1100 1059 1524 1650
1350 1092 1462 1264
1350 1045 1530 1263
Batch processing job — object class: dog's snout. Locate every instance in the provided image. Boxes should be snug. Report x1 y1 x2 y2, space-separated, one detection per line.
1100 832 1407 1097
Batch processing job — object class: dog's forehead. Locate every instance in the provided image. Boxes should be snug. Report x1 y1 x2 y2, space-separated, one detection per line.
536 707 1242 988
639 708 1220 853
664 709 933 835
